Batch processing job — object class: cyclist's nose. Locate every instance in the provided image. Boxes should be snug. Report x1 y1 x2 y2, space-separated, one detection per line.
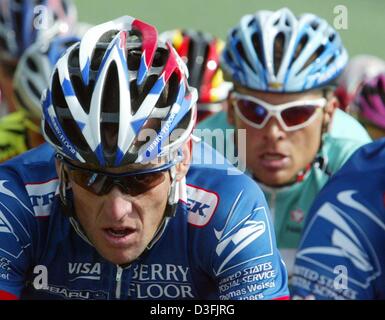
261 116 287 141
104 187 135 221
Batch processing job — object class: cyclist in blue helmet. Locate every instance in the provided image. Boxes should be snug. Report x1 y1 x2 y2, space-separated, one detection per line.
198 7 372 277
0 16 289 300
0 0 77 113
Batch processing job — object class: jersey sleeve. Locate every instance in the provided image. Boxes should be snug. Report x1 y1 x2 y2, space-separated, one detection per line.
0 173 36 299
209 186 289 300
291 185 382 300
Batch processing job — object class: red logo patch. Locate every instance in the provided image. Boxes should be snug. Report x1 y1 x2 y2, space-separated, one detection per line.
290 209 305 224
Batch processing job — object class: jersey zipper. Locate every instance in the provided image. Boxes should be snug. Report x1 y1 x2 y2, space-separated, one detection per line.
115 266 123 299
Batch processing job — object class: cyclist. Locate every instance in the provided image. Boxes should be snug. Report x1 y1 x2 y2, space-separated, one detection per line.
350 73 385 140
0 0 77 114
335 55 385 112
160 29 232 123
291 138 385 299
197 7 372 276
0 34 80 162
0 16 289 300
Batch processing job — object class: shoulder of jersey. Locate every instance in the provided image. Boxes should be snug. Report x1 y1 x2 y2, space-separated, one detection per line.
334 139 385 179
0 143 57 181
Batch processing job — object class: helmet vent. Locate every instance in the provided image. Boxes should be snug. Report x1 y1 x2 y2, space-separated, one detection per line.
129 74 158 114
90 46 107 72
310 21 319 30
152 47 169 68
101 61 120 114
252 32 265 68
71 74 92 114
290 34 308 68
360 85 372 109
52 70 68 108
60 115 92 157
127 49 141 71
51 72 89 156
164 73 179 108
378 77 385 107
297 45 325 75
100 62 119 165
99 30 119 44
129 80 140 114
273 32 285 75
68 46 80 68
325 55 335 68
236 42 254 72
27 79 41 100
26 57 38 73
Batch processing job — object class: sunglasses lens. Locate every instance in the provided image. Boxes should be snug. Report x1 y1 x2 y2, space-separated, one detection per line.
67 167 167 196
121 172 166 196
236 99 268 125
281 106 317 127
69 170 107 195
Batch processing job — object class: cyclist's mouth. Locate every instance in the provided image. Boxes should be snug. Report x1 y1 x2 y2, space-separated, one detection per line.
102 227 137 246
259 152 290 170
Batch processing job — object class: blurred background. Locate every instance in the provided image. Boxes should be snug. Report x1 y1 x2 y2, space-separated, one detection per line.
73 0 384 59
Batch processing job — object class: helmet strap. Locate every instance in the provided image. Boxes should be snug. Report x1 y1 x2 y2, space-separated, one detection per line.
58 165 75 217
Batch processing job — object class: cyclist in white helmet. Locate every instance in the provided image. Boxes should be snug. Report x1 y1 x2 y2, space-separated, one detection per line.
335 55 385 112
0 16 289 300
0 34 80 163
198 7 372 277
0 0 77 114
351 73 385 140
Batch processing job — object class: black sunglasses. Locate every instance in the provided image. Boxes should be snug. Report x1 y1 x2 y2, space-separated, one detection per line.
58 155 179 196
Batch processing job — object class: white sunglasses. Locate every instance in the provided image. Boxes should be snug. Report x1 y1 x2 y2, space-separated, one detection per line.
231 92 327 132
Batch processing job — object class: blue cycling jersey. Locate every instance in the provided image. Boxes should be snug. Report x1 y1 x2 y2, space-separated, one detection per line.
291 139 385 300
0 142 289 300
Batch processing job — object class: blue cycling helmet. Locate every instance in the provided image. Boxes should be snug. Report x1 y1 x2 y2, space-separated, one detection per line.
221 7 348 92
0 0 77 62
13 34 80 119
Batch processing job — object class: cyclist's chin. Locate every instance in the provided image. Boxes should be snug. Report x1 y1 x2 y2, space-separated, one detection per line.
98 244 145 265
253 167 297 188
94 231 146 265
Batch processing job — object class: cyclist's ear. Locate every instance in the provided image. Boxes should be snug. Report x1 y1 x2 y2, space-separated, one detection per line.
322 95 338 132
55 158 63 178
55 158 69 184
175 142 191 181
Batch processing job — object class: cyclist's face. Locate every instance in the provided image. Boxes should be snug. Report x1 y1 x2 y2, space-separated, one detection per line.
66 145 190 265
229 87 335 187
0 61 17 113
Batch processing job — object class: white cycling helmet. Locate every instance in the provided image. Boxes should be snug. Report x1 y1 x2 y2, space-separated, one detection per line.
42 16 198 167
221 7 348 92
13 34 80 119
